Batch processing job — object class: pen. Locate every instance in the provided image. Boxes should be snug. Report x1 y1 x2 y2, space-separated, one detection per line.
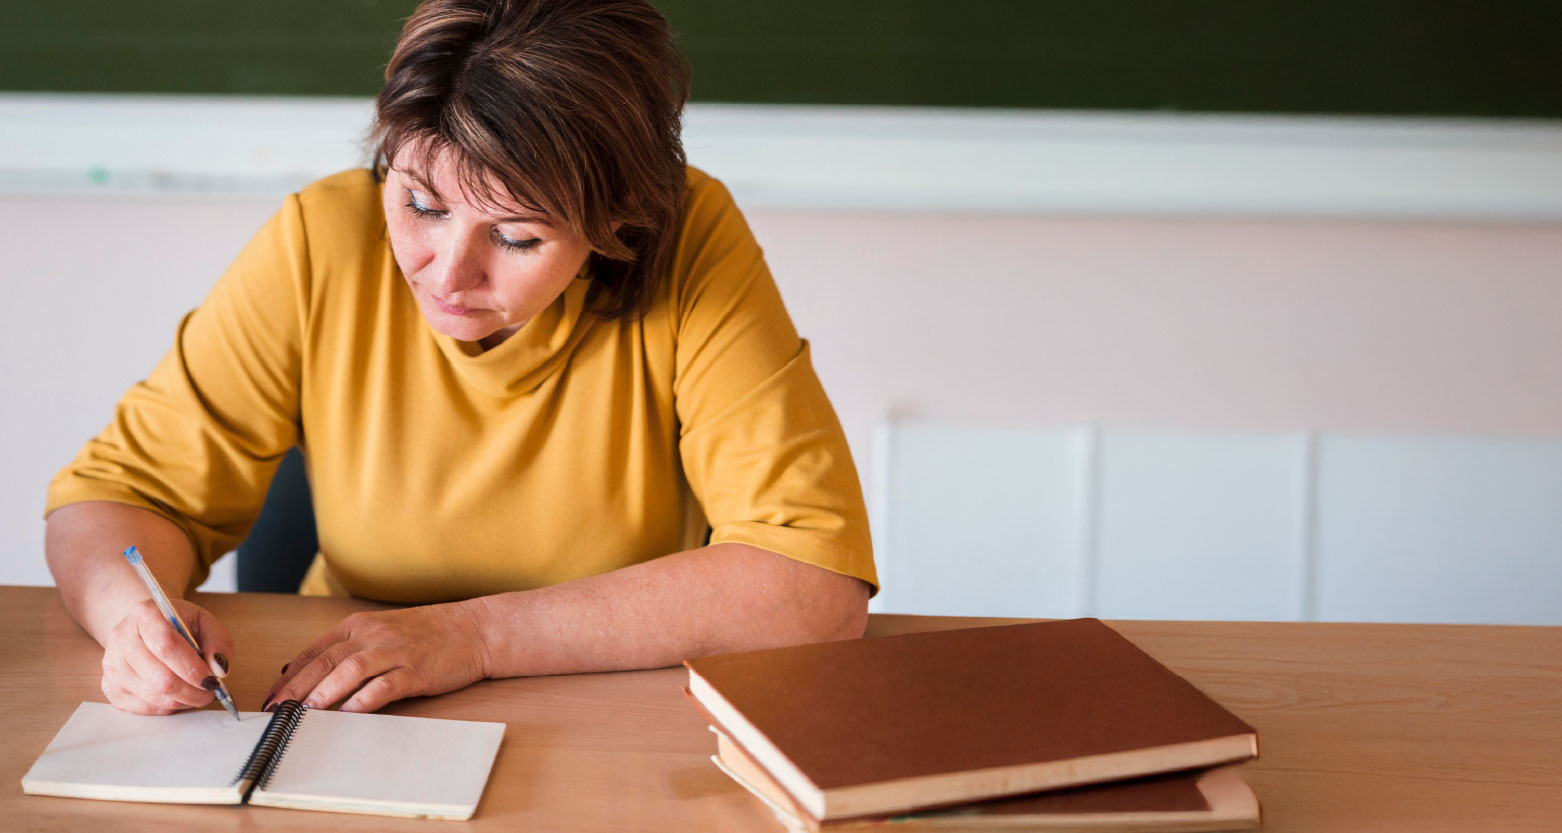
122 546 240 720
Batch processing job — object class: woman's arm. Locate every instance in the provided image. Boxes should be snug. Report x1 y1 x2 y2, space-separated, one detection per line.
46 502 236 713
47 502 200 643
477 543 870 672
265 543 869 713
44 193 310 714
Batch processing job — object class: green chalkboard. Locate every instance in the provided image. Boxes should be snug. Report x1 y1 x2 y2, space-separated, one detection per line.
2 1 1558 118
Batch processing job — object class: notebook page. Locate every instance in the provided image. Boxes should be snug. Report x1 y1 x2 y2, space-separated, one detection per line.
22 702 271 804
251 708 505 820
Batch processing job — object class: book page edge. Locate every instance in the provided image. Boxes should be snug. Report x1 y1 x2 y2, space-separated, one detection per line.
819 733 1258 819
21 777 245 805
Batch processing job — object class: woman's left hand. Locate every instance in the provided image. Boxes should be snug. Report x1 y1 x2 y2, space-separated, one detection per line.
263 602 491 713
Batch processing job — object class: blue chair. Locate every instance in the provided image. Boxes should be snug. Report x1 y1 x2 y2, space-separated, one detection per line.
235 447 317 593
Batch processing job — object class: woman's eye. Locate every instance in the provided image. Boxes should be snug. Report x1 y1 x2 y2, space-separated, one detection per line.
495 232 541 252
403 189 445 218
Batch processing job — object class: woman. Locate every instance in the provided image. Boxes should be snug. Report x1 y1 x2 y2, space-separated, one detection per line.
45 0 875 716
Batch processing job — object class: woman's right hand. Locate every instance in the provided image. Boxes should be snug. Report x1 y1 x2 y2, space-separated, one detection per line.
101 598 235 715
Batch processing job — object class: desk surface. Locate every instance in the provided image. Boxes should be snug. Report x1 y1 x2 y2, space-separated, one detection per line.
3 585 1559 832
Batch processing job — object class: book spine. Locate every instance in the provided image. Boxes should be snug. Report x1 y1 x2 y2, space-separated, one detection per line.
232 700 307 796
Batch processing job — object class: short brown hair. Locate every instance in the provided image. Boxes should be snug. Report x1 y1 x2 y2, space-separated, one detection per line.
372 0 691 319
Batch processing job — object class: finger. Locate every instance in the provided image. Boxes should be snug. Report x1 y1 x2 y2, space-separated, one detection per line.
103 649 177 708
113 659 206 713
341 667 417 714
118 633 212 708
305 651 400 712
137 607 216 690
267 642 354 710
102 677 179 716
266 621 352 703
181 603 236 679
101 672 147 713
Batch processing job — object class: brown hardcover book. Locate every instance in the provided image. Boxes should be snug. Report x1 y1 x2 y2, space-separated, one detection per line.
683 618 1258 821
710 726 1260 833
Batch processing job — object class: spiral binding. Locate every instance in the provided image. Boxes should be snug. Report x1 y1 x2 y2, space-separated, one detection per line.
232 699 309 796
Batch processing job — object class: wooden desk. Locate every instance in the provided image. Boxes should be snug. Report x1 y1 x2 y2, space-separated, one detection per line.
2 585 1558 831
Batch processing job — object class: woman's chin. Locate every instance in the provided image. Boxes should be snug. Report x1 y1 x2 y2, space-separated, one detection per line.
424 311 498 344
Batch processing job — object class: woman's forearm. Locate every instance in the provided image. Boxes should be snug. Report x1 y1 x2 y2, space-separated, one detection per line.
264 542 870 712
45 501 201 646
462 542 871 679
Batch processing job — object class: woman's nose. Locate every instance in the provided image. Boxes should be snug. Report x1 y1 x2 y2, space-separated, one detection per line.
430 233 485 294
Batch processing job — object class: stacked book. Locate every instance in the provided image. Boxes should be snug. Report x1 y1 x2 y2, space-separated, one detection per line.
684 618 1261 832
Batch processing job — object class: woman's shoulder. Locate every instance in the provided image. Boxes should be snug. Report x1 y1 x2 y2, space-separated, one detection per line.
291 169 385 240
235 169 389 315
671 165 756 266
652 165 777 332
682 165 737 223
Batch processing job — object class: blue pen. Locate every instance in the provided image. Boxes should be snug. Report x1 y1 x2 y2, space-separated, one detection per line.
123 546 240 720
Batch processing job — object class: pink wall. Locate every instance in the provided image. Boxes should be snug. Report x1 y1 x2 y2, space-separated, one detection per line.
746 210 1562 471
4 194 1561 586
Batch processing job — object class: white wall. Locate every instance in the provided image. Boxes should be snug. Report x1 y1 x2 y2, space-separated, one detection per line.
4 97 1561 621
4 195 272 591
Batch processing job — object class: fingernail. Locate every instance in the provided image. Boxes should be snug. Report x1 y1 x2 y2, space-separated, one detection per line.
261 697 275 712
281 663 289 674
214 653 229 674
201 676 219 691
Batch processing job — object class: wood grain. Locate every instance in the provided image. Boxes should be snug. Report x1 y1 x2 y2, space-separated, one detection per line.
3 588 1559 831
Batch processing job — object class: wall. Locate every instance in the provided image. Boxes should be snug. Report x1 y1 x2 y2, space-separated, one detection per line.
3 98 1560 622
761 211 1562 447
7 197 1562 598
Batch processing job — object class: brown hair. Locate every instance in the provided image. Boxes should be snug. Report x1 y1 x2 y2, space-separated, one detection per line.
372 0 690 319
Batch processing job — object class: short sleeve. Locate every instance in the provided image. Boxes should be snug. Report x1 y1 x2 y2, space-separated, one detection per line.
671 175 877 592
46 195 311 591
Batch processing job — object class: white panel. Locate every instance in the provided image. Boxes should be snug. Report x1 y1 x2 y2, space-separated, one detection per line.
1094 430 1308 621
1316 435 1562 625
198 554 238 594
870 421 1089 618
4 94 1562 220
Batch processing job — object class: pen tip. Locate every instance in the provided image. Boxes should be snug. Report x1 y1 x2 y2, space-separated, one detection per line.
124 546 141 564
213 686 240 719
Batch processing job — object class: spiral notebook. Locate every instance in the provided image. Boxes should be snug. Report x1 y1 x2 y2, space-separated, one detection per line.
22 701 505 820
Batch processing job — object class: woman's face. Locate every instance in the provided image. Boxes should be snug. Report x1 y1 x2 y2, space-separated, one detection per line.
381 148 593 348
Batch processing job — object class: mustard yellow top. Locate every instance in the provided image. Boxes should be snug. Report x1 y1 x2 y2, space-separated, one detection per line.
47 168 876 602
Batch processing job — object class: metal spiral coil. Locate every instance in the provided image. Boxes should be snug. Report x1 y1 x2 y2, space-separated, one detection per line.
232 699 309 795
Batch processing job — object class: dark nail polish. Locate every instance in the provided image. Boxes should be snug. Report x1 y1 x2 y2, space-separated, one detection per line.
201 676 219 691
281 663 289 674
261 697 275 712
214 653 229 674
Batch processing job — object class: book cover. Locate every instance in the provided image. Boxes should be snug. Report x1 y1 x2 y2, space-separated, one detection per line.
685 618 1258 820
710 725 1260 832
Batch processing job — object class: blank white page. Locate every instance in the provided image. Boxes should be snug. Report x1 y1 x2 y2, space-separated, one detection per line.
252 708 505 820
22 702 270 803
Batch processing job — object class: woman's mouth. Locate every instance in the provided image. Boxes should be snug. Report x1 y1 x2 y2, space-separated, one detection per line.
432 295 478 316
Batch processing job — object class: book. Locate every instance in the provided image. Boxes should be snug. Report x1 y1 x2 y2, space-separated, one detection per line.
710 726 1260 832
22 700 505 820
684 618 1258 821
